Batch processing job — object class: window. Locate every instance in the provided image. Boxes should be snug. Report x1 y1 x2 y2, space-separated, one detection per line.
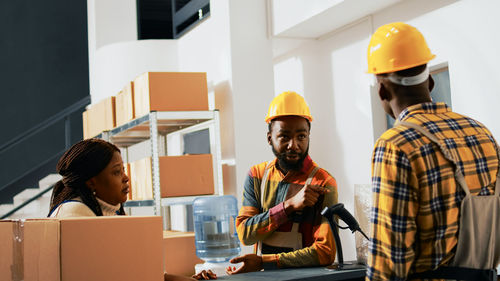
137 0 210 39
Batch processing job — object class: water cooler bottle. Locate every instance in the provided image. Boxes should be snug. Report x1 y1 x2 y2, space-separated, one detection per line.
193 195 240 276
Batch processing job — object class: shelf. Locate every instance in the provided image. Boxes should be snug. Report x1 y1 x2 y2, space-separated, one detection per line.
123 200 155 207
161 195 220 206
124 195 220 208
101 109 223 219
108 111 218 147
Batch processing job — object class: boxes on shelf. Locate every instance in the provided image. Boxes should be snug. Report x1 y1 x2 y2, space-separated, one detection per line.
82 96 116 139
115 81 135 127
0 216 163 281
133 72 209 118
163 231 203 276
129 157 153 200
124 163 132 200
160 154 214 197
128 154 214 199
82 110 90 140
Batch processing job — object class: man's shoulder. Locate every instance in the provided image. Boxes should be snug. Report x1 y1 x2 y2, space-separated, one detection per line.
309 164 337 187
376 112 496 152
248 160 275 178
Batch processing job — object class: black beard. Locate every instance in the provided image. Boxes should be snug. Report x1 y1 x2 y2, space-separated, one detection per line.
271 145 309 172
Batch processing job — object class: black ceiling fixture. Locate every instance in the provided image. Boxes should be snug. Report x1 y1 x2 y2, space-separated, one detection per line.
137 0 210 40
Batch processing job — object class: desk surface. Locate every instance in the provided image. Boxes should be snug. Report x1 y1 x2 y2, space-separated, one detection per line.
218 266 366 281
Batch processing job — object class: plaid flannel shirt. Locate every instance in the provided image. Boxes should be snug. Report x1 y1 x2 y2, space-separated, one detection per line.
367 102 499 280
236 155 338 268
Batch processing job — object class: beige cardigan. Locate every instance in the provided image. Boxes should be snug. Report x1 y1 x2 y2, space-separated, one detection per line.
49 197 121 218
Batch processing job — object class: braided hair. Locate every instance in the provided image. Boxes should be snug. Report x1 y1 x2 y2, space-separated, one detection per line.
48 139 125 216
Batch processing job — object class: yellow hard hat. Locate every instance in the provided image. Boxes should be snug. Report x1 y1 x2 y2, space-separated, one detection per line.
367 22 435 74
265 91 313 123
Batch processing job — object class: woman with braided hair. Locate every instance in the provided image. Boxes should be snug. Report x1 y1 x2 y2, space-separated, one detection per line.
48 139 217 280
48 138 129 217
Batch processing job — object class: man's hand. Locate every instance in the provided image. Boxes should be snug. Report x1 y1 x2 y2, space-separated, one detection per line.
284 185 330 214
225 254 263 275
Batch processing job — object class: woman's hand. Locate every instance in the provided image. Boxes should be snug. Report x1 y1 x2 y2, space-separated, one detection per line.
164 270 216 281
192 270 217 280
225 254 263 275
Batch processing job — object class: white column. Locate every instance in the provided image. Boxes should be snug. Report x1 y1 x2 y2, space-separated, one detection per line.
228 0 276 199
87 0 178 103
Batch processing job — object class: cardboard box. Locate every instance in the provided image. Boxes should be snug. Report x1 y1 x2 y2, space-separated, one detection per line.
129 157 153 200
160 154 214 197
163 231 203 276
125 163 133 200
133 72 208 118
128 154 214 199
115 81 135 127
82 110 90 139
0 216 163 281
82 96 116 138
0 220 60 281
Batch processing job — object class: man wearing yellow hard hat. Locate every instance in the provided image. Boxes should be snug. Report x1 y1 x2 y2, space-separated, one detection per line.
367 22 500 280
226 91 338 274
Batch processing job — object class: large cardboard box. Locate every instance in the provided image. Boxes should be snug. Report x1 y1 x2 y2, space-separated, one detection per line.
82 110 90 139
129 154 214 200
125 163 133 200
0 216 163 281
129 157 153 200
82 96 116 138
128 154 214 199
133 72 208 118
163 231 203 276
0 220 60 281
115 81 135 127
160 154 214 197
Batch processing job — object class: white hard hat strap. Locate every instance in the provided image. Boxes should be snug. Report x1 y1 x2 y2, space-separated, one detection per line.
387 67 429 86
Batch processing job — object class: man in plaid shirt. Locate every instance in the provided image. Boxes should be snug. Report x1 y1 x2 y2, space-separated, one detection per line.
366 22 499 280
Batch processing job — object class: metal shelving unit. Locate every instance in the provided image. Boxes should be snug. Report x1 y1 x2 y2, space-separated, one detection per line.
102 110 224 218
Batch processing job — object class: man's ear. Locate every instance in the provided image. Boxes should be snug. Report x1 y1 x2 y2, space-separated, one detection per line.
378 81 391 102
428 75 435 92
267 132 272 145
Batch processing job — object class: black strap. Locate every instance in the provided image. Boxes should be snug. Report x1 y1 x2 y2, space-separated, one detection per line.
409 266 497 281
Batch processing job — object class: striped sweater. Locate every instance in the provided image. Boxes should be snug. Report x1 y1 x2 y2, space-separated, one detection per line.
236 155 338 268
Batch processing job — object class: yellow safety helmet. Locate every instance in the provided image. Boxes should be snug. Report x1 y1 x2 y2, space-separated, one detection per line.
367 22 435 74
265 91 313 123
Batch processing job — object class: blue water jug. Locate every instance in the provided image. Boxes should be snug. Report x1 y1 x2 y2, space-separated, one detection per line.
193 195 240 262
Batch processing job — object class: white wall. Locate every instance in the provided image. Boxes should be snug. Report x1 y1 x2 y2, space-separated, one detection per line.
88 0 142 103
175 0 275 254
272 0 500 261
93 40 178 103
94 0 137 49
177 0 275 202
271 0 343 35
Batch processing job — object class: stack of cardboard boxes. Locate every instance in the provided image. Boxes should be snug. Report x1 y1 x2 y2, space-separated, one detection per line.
1 216 164 281
78 72 217 276
0 216 206 279
82 72 215 201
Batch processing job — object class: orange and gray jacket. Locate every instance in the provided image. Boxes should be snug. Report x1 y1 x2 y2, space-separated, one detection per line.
236 156 338 268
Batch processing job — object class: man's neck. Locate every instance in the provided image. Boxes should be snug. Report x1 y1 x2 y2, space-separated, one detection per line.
391 95 431 120
275 161 290 175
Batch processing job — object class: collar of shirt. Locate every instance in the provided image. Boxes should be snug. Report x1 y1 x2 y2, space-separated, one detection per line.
397 102 450 121
96 197 121 216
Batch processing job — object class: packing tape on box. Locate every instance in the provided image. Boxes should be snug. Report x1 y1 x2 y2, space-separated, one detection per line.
12 219 25 281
